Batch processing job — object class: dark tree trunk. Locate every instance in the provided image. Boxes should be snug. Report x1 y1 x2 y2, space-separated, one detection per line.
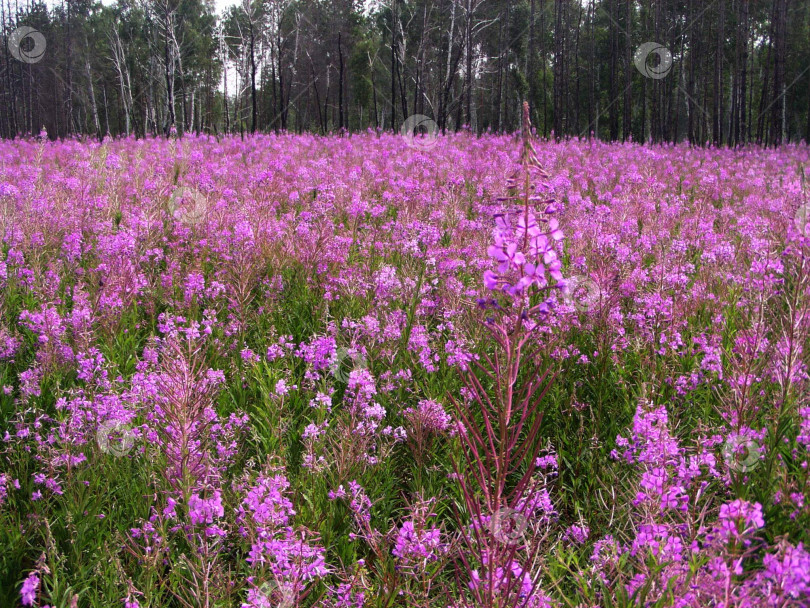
391 12 397 131
338 32 345 131
608 0 619 141
740 0 749 144
250 21 257 133
770 0 787 145
164 8 176 134
623 0 632 141
553 0 563 138
465 0 473 128
528 0 536 129
713 0 724 145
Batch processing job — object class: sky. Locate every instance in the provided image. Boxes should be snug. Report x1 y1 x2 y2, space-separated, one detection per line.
93 0 244 16
208 0 239 15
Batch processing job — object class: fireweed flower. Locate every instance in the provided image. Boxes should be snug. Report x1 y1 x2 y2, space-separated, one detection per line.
468 555 554 607
322 581 367 608
483 106 565 307
240 472 328 596
392 520 446 566
712 499 766 544
406 400 450 432
754 542 810 602
483 210 564 300
20 572 39 606
329 481 385 551
562 524 589 545
0 474 8 506
188 490 225 526
403 399 452 465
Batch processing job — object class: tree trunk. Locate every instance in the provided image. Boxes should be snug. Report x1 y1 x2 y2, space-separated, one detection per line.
623 0 632 140
465 0 473 128
770 0 787 146
713 0 724 145
250 19 258 133
553 0 563 138
338 32 345 131
740 0 749 144
608 0 618 140
84 51 100 138
164 7 176 134
391 8 397 131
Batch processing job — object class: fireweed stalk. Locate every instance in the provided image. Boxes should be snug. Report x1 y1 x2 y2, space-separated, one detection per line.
150 329 227 499
714 221 810 493
126 322 247 608
761 222 810 521
450 103 563 608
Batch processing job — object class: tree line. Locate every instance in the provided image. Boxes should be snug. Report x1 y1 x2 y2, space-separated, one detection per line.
1 0 809 145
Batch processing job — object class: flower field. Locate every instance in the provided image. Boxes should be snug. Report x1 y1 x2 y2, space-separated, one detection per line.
1 128 810 607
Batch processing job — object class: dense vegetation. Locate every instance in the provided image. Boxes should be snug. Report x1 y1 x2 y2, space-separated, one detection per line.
1 122 809 606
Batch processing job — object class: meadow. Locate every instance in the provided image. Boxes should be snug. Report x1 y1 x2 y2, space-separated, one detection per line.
1 125 809 607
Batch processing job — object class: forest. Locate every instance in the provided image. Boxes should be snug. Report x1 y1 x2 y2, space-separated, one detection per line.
1 0 809 145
